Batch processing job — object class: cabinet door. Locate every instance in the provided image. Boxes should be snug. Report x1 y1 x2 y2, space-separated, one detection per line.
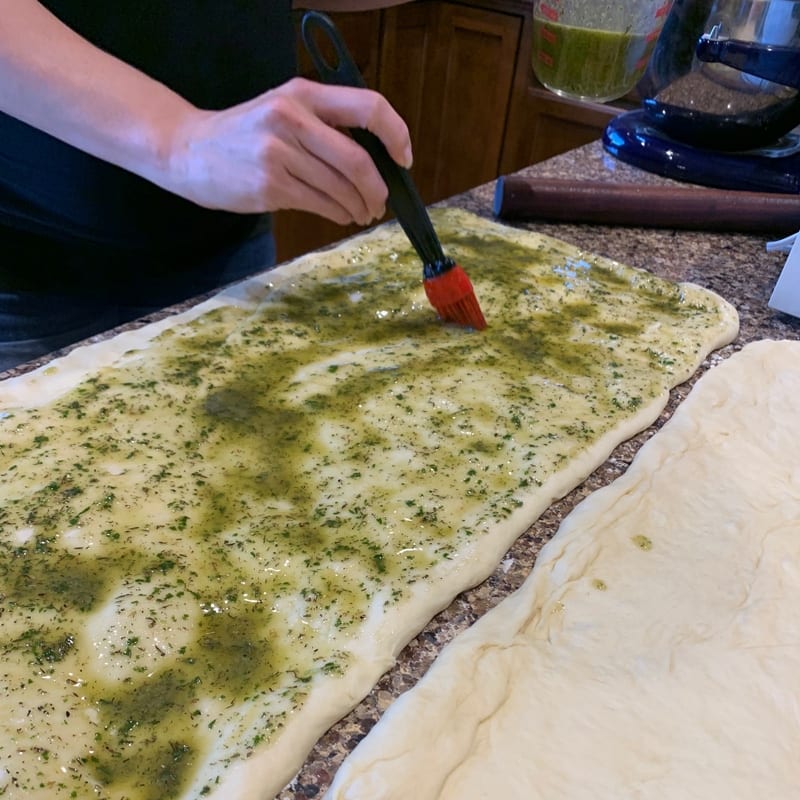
503 87 620 170
380 2 521 203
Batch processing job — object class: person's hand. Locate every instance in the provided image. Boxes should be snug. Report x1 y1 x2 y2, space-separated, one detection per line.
1 4 410 227
164 77 412 226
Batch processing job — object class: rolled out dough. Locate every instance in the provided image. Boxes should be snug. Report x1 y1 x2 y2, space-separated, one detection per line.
327 339 800 800
0 210 738 800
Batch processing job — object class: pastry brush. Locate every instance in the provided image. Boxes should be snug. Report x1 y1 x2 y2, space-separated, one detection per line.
301 11 487 331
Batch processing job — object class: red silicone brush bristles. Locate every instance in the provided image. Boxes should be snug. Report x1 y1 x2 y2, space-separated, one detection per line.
423 262 487 330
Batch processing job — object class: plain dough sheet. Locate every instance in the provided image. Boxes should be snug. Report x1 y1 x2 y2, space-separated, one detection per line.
327 339 800 800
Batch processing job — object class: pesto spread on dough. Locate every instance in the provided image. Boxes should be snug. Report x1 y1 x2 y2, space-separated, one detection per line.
0 209 734 799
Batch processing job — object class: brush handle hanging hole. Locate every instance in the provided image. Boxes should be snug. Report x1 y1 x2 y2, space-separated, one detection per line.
301 11 367 89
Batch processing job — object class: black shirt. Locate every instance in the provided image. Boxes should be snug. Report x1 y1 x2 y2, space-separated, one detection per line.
0 1 296 293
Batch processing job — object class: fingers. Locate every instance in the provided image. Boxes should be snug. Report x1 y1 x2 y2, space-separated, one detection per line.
260 78 412 222
290 124 388 224
295 78 413 170
264 132 378 226
257 84 387 225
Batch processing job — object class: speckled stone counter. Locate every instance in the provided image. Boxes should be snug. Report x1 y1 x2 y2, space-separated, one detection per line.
3 140 798 798
277 141 800 799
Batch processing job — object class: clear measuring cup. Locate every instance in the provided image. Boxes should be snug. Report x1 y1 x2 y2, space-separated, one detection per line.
532 0 674 102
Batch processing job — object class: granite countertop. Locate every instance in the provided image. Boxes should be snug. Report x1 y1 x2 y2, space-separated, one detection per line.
278 141 800 798
3 140 798 797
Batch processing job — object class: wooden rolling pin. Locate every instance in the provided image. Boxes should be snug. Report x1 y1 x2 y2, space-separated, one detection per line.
493 175 800 234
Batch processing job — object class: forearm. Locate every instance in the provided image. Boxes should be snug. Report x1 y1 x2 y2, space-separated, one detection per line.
0 0 195 190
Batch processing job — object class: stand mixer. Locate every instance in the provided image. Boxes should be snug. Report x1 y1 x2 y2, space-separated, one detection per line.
603 0 800 193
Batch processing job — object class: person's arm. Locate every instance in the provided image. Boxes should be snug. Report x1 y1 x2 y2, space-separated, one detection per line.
0 0 413 226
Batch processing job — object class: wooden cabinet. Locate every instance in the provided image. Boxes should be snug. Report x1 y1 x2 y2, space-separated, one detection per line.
273 0 622 263
379 2 521 202
503 85 621 170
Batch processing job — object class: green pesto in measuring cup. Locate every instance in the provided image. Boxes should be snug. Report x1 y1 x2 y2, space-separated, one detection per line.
533 21 651 101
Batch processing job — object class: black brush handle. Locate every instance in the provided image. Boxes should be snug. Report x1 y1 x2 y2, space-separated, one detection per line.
300 10 447 270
